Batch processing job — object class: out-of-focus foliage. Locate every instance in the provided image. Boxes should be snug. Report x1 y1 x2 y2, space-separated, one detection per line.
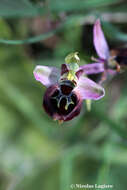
0 0 127 190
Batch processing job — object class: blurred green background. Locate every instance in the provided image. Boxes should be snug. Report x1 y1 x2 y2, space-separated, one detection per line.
0 0 127 190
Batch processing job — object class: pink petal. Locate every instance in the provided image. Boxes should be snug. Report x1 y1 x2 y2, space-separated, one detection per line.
33 65 60 87
74 76 105 100
93 19 110 59
79 63 104 75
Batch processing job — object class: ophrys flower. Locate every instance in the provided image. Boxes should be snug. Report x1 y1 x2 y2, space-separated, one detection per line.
33 53 105 122
93 19 126 83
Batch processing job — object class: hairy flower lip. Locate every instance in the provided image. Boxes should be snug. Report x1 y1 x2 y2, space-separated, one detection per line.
63 99 82 121
43 83 83 121
43 84 59 119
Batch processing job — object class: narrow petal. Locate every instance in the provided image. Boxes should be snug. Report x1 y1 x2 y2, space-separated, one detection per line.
93 19 110 59
33 65 60 87
76 69 84 79
74 76 105 100
61 64 69 75
79 63 104 75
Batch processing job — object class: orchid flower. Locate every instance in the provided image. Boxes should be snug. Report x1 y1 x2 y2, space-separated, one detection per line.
33 52 105 122
93 19 123 83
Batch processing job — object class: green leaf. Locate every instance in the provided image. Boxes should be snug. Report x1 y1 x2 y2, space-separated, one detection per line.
0 19 12 38
91 105 127 139
60 154 74 190
0 23 63 44
0 0 41 17
104 21 127 42
49 0 120 12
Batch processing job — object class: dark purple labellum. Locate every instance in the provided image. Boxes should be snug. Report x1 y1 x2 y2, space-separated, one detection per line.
43 80 82 121
60 80 75 95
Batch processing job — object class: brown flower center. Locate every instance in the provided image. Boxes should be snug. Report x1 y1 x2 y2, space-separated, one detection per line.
50 80 77 115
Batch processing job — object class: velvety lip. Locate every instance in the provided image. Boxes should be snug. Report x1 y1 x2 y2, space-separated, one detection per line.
43 84 83 121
